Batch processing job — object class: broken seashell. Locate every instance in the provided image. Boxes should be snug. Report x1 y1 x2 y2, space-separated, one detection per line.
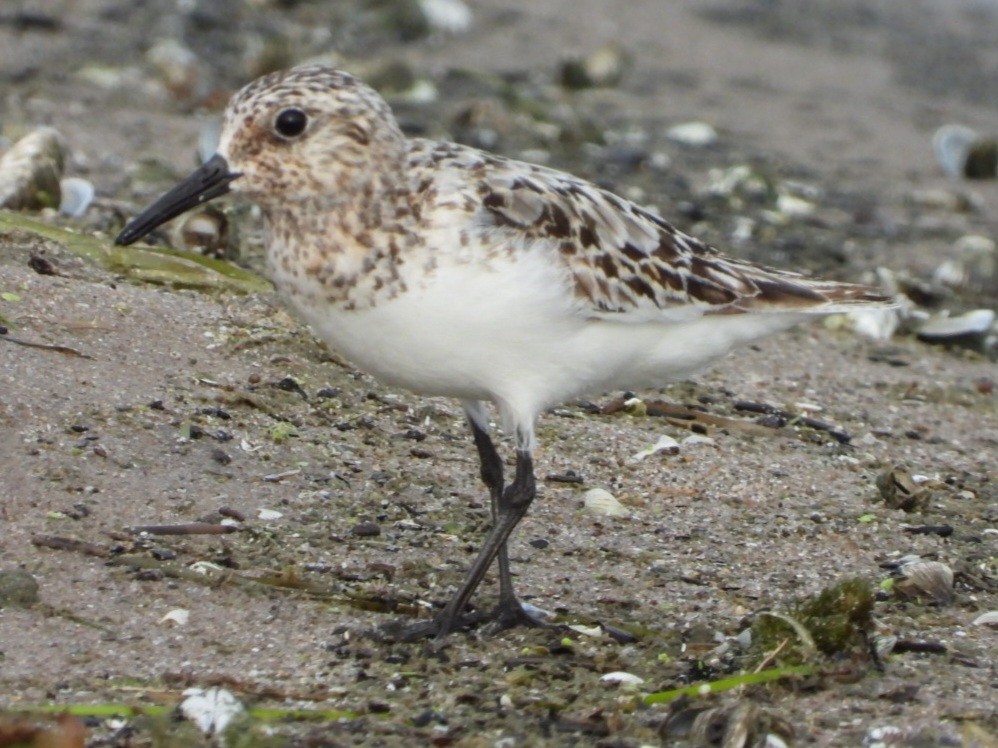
875 466 929 512
630 434 680 462
583 488 628 518
933 124 978 178
175 206 232 259
916 309 996 353
932 235 996 293
180 687 245 736
419 0 472 33
58 177 94 218
895 561 954 605
600 671 644 686
666 121 717 148
160 608 190 626
0 127 66 211
972 611 998 627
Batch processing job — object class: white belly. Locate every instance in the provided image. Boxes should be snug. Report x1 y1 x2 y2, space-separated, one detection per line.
277 246 805 427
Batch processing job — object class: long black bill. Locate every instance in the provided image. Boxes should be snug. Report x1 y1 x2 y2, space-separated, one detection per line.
115 154 241 246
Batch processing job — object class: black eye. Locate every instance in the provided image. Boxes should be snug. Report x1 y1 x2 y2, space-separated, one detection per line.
274 108 308 138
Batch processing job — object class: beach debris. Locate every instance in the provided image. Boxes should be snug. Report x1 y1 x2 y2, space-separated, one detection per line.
660 700 795 747
972 611 998 627
875 466 931 512
560 42 632 89
179 687 245 736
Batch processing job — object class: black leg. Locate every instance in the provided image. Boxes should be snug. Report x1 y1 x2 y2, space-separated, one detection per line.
385 408 553 642
468 417 514 600
428 448 537 640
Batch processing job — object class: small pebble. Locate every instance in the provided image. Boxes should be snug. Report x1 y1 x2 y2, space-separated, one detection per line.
351 521 381 537
0 569 40 608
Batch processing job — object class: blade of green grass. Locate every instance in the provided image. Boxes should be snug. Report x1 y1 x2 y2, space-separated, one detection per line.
643 664 814 705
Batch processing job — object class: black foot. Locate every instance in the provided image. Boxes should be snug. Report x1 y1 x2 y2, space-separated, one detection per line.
480 597 562 636
376 599 560 643
376 609 487 643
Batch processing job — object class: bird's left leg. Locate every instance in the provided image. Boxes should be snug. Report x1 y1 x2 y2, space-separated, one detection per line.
463 404 552 633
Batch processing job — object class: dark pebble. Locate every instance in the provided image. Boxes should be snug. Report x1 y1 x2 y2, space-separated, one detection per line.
351 521 381 537
211 448 232 465
529 538 549 549
316 387 340 398
152 548 176 560
0 569 40 608
273 376 307 398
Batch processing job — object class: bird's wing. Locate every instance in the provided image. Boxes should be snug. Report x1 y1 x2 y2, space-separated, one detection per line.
473 158 887 321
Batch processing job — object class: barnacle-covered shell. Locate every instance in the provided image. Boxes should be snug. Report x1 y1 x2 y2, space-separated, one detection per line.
0 127 66 211
895 561 954 605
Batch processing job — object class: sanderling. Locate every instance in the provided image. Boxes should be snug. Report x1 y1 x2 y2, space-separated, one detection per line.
117 65 893 640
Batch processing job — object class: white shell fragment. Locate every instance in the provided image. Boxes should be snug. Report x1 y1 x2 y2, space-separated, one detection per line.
775 193 815 218
933 235 996 293
666 121 717 148
845 307 903 342
568 623 605 637
179 687 245 736
681 434 715 448
864 725 906 748
159 608 190 626
419 0 473 33
0 127 66 211
933 124 978 178
58 177 95 217
972 611 998 627
583 488 628 518
600 671 645 686
917 308 995 339
257 508 283 521
630 434 680 462
198 120 222 165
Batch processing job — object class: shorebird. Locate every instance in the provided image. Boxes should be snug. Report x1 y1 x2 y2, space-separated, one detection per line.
116 65 892 640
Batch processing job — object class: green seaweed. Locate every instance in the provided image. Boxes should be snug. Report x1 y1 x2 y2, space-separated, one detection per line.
0 210 270 294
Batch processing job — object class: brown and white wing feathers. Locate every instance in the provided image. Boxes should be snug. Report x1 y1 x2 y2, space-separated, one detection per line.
473 158 889 321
